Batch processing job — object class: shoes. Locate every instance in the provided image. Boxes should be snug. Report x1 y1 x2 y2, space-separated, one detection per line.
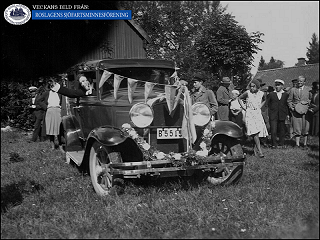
301 144 309 150
278 145 287 149
54 136 59 148
253 145 264 158
59 145 65 153
293 145 300 149
270 145 278 149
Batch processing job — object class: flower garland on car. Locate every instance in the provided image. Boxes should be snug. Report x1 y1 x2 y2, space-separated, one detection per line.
121 121 216 167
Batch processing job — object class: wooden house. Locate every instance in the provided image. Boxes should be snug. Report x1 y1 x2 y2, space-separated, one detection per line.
59 19 151 116
252 58 319 88
78 19 151 62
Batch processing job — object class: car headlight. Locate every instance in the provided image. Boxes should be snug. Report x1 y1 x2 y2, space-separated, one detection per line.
192 102 211 126
129 103 154 128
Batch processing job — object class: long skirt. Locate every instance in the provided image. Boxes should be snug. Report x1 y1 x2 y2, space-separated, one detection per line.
45 107 61 136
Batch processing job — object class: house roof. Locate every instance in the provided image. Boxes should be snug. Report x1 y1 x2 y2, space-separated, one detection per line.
252 63 319 88
126 19 151 43
67 58 176 72
116 4 151 44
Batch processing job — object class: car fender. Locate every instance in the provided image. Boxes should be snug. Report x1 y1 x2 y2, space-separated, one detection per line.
211 120 243 139
61 115 84 151
86 126 128 146
80 126 137 170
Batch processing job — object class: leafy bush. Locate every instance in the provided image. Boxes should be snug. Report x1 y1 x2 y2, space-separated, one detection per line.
0 79 34 130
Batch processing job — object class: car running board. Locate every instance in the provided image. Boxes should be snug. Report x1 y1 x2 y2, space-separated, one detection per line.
66 150 85 166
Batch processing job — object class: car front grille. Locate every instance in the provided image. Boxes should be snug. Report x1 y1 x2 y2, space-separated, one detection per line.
149 100 187 153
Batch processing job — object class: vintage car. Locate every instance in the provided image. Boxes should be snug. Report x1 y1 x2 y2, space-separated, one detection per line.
59 59 246 196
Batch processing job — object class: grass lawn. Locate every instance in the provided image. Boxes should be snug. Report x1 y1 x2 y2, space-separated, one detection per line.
1 130 319 239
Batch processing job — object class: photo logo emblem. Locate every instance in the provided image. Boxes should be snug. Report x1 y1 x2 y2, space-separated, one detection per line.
4 4 31 25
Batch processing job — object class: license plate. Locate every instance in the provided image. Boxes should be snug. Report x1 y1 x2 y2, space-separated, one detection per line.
157 128 182 139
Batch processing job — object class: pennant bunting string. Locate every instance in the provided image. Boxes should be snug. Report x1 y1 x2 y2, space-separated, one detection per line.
144 82 157 103
165 85 177 115
127 78 138 104
113 74 124 100
99 70 113 88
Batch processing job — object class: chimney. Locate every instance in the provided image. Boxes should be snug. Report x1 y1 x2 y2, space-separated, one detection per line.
296 57 306 66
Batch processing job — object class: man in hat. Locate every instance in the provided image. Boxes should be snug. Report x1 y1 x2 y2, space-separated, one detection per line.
266 79 289 148
28 77 47 142
190 73 218 119
216 77 234 120
287 75 312 149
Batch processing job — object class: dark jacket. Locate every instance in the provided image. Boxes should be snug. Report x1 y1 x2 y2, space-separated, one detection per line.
38 90 62 109
57 86 87 98
287 85 312 111
32 92 46 119
216 85 232 120
267 91 289 121
191 85 218 117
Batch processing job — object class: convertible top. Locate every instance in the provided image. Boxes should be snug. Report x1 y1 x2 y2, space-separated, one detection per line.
67 59 176 73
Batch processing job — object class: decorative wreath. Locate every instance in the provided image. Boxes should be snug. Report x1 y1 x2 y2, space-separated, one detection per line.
120 121 216 167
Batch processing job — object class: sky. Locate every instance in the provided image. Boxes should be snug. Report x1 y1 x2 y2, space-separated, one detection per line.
220 1 319 75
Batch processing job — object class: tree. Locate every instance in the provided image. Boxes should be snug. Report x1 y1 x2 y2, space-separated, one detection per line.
119 1 264 89
258 56 266 70
306 33 319 64
194 8 264 88
258 56 284 70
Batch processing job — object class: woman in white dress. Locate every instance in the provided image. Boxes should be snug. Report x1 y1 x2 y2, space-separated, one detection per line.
239 79 268 158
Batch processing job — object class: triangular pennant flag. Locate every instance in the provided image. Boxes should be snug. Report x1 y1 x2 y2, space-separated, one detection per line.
114 74 124 100
172 87 183 113
128 78 138 103
99 70 113 88
144 82 156 103
170 71 177 79
165 85 177 115
181 88 197 147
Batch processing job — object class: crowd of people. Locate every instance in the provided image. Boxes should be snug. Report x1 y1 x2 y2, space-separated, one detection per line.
189 73 319 158
27 74 94 151
28 76 64 151
28 73 319 158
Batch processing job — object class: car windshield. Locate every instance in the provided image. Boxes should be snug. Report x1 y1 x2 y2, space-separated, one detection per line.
100 67 175 95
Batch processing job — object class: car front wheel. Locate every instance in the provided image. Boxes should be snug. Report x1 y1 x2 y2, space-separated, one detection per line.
89 141 123 196
206 135 244 186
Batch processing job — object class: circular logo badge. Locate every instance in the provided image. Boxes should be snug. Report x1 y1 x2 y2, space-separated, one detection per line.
4 4 31 25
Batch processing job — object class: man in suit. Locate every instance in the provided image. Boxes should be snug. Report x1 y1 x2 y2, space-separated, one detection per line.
30 77 47 142
190 73 218 119
266 79 289 148
287 75 312 149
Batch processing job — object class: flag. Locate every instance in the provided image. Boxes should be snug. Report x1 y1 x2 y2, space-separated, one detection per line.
181 88 197 148
128 78 138 103
114 74 124 100
172 86 183 113
144 82 156 103
99 70 112 88
165 85 177 115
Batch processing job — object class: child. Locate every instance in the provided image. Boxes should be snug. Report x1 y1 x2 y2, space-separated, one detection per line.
229 90 244 129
